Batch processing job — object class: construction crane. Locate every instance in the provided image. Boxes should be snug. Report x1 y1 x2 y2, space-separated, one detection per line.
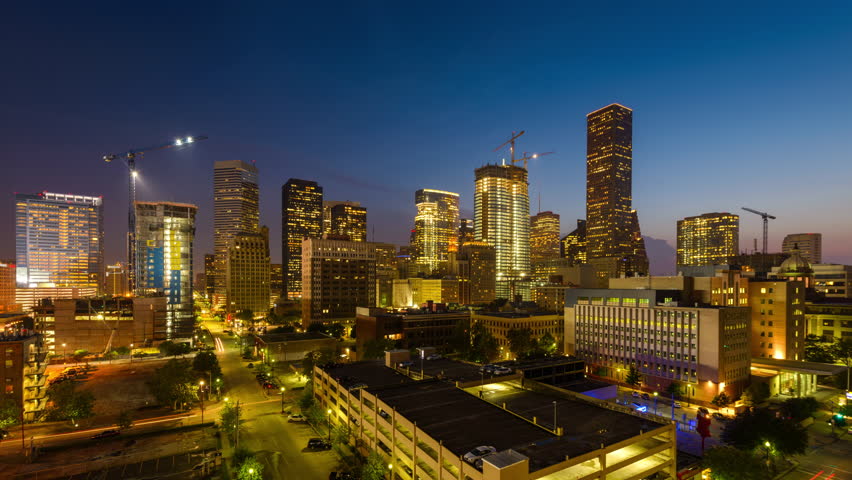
493 131 554 168
104 135 208 292
741 207 776 255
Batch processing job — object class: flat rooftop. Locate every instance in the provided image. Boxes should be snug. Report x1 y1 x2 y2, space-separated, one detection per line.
322 361 415 390
415 357 489 382
258 332 333 343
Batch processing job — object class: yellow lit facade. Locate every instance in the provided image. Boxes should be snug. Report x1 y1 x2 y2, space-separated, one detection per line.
530 211 560 263
282 179 323 298
412 189 460 273
330 203 367 242
782 233 822 264
226 226 271 316
749 281 806 361
676 213 739 266
15 192 103 289
214 160 259 306
560 219 587 265
585 104 648 280
474 164 530 298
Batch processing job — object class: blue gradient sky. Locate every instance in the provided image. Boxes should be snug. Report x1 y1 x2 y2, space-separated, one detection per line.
3 2 851 273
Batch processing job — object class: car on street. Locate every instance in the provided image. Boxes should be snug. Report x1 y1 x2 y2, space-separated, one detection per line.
493 367 512 375
673 402 682 409
307 438 332 450
426 354 442 360
631 402 648 412
641 393 651 400
631 391 640 398
263 381 279 389
91 429 120 440
463 445 497 465
288 413 306 422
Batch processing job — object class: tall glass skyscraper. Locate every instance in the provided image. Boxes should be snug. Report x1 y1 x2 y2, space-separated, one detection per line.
15 192 103 289
282 179 323 299
135 201 197 339
330 203 367 242
585 104 648 280
412 189 460 273
530 211 561 263
474 164 530 298
677 213 740 266
213 160 259 306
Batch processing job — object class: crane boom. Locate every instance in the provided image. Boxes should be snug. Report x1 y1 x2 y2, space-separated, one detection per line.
741 206 776 255
104 135 208 293
512 151 555 169
493 131 525 163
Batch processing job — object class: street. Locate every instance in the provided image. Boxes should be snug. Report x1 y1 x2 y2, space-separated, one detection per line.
205 320 339 479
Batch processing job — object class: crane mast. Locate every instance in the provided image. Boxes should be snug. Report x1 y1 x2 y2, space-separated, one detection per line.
741 207 777 255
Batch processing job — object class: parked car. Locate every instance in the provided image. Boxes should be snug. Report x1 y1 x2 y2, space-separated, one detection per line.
91 429 120 440
426 354 442 360
378 409 390 420
247 363 254 368
263 382 279 389
631 391 640 398
398 361 414 368
255 373 269 381
463 445 497 465
493 367 512 375
307 438 332 450
641 393 651 400
288 413 306 422
673 402 682 409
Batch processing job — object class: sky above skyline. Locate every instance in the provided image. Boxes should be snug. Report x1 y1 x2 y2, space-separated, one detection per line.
3 2 852 273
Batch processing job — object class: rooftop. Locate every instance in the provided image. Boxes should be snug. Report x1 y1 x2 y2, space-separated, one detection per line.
258 332 334 343
322 361 415 390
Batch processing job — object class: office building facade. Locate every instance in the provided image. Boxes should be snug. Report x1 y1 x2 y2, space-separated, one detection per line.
676 213 739 266
104 262 129 297
15 192 103 289
749 281 806 361
530 211 560 263
204 254 216 301
282 179 323 299
330 203 368 242
474 164 530 298
560 219 587 265
782 233 822 264
301 238 376 326
0 333 47 422
135 201 196 339
412 189 460 273
213 160 259 306
454 241 497 305
458 218 475 245
585 104 648 281
225 227 271 316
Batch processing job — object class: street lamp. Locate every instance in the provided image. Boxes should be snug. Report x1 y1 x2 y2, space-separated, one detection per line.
62 343 67 364
327 408 333 442
199 380 205 424
653 392 658 415
552 401 558 432
129 343 134 364
280 387 286 413
388 463 393 480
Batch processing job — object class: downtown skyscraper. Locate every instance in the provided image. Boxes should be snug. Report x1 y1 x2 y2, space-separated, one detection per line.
676 213 739 266
330 203 367 242
585 104 648 282
412 189 460 273
15 192 104 289
474 163 530 298
530 211 561 263
213 160 259 306
282 179 323 299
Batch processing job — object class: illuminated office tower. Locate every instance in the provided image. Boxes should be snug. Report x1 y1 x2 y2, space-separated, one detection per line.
204 254 216 301
412 189 460 273
474 163 530 298
301 238 376 326
456 241 497 304
323 201 359 236
15 192 104 289
459 218 475 245
585 104 648 281
677 213 739 266
135 201 197 339
330 203 367 242
213 160 259 306
782 233 822 264
530 211 561 263
226 226 271 316
561 219 587 265
282 179 323 298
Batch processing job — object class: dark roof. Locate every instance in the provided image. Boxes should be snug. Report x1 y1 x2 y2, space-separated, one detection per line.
322 361 414 390
258 332 333 344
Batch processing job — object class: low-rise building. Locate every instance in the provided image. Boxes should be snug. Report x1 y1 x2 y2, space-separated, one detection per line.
0 333 48 422
473 312 563 360
806 303 852 341
391 278 459 308
811 264 852 299
355 307 467 359
254 332 337 363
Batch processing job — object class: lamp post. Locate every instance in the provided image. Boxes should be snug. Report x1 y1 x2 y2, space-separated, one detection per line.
216 378 222 399
388 463 393 480
327 409 333 442
552 401 557 431
129 343 134 364
280 387 286 413
62 343 67 365
653 392 658 415
199 380 205 424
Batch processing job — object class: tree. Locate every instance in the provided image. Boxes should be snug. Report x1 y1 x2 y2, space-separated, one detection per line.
0 399 21 429
624 366 641 388
332 422 352 446
721 408 808 459
362 339 395 361
242 346 254 358
665 381 682 399
702 446 768 480
146 359 198 410
805 334 836 363
117 410 133 429
833 338 852 389
711 392 731 409
361 450 389 480
158 341 190 357
539 332 558 356
46 381 95 423
742 382 770 405
350 325 357 338
469 321 498 363
307 322 327 334
305 404 327 426
448 316 472 356
113 346 131 356
298 381 315 411
219 400 242 436
236 455 263 480
780 397 819 422
327 323 346 339
72 349 89 362
507 328 534 359
193 350 222 379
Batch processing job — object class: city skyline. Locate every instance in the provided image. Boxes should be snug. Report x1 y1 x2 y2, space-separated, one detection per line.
3 4 852 273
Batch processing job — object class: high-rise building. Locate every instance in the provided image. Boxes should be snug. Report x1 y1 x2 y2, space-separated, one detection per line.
373 243 398 308
282 179 323 299
204 254 216 301
0 261 18 313
455 241 497 304
412 189 460 273
135 201 197 339
104 262 129 297
330 203 367 242
560 219 587 265
676 213 739 267
301 238 376 326
530 211 561 263
474 164 530 298
226 226 271 316
15 192 104 289
0 333 47 422
213 161 259 306
459 218 475 245
782 233 822 264
748 280 806 361
270 263 283 304
585 104 648 281
323 201 359 236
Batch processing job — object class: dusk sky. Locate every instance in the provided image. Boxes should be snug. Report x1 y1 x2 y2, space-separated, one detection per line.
3 2 852 274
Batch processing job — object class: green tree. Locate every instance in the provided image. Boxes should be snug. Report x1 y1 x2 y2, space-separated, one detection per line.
72 349 89 362
362 339 395 360
332 422 352 446
702 446 768 480
117 410 133 430
158 341 176 356
539 332 558 356
305 403 327 426
624 366 642 388
741 382 770 406
236 455 263 480
361 450 389 480
833 338 852 389
665 381 682 399
0 399 21 429
298 381 315 411
721 408 808 459
506 328 534 359
113 346 131 356
46 381 95 423
350 325 357 338
780 397 819 422
448 316 472 356
219 400 242 436
242 346 254 358
469 321 498 363
193 350 222 379
711 392 731 409
805 334 836 363
146 359 198 410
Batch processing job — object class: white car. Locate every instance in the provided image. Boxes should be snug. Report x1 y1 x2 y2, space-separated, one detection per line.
673 402 682 409
426 354 442 360
287 413 306 422
463 446 497 465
